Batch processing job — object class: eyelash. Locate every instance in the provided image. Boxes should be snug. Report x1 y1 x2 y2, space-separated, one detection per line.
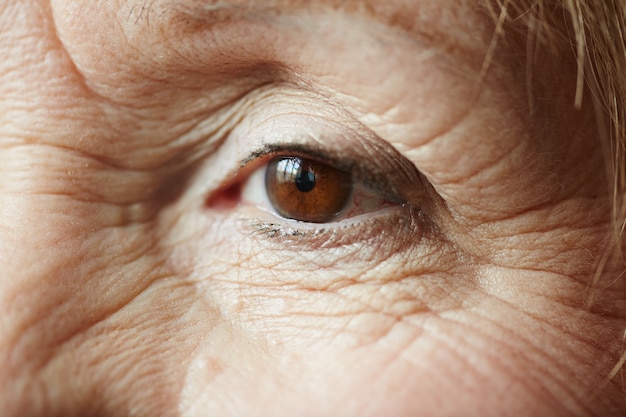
240 144 409 202
243 205 426 255
209 145 432 249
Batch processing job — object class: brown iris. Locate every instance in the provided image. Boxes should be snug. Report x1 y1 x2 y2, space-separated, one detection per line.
265 157 353 223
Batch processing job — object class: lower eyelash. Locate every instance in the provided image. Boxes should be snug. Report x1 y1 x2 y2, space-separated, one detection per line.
238 203 430 252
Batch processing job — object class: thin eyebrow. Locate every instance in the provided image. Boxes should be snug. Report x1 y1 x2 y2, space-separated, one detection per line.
168 0 416 31
161 0 490 65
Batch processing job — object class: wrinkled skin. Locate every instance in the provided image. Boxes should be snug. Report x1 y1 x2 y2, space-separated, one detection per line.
1 1 625 416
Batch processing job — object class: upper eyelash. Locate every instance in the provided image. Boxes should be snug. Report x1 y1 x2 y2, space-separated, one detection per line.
240 143 408 205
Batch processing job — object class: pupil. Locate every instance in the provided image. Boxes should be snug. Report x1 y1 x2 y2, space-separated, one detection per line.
294 165 316 192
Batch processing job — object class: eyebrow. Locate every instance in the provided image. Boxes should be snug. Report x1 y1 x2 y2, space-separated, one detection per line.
165 0 489 58
170 0 413 25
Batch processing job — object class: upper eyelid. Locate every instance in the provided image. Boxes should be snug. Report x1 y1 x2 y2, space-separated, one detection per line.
238 144 406 204
232 104 426 198
195 84 433 216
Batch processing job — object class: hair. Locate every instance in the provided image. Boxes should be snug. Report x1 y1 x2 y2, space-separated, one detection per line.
486 0 626 242
567 1 626 238
485 0 626 391
564 0 626 388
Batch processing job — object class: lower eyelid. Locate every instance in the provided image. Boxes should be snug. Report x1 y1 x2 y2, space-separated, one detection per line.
237 203 428 253
241 203 406 231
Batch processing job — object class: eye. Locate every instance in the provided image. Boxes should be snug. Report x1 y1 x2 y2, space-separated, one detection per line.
265 157 353 223
238 153 403 225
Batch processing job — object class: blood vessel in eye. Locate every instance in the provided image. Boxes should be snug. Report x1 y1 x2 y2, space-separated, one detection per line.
265 157 353 223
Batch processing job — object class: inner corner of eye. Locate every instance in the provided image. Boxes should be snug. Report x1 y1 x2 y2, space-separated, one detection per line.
206 181 243 211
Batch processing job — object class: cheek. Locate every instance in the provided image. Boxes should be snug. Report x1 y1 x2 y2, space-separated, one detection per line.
0 147 207 414
162 205 621 416
177 263 613 417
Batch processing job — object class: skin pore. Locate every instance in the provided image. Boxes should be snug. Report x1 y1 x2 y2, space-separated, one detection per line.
0 0 625 416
